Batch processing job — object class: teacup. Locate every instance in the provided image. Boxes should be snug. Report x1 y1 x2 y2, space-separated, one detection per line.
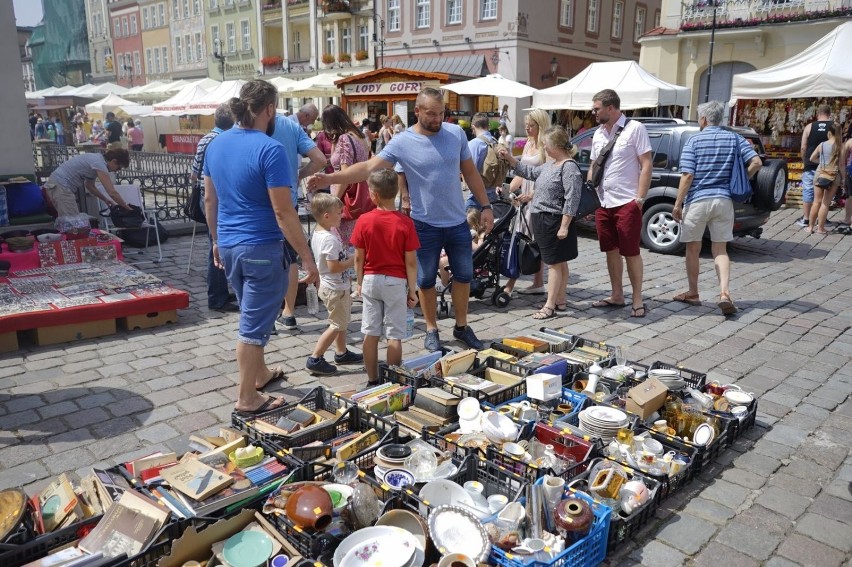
438 553 476 567
503 442 526 458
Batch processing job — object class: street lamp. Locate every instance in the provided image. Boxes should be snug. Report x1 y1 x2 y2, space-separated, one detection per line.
213 38 227 81
373 14 385 69
704 0 718 103
541 57 558 83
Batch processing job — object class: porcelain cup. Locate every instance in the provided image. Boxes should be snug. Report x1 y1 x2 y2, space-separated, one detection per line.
438 553 476 567
731 405 749 424
487 494 509 514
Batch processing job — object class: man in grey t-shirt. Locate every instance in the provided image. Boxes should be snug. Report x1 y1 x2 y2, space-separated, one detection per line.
44 149 132 217
307 88 493 352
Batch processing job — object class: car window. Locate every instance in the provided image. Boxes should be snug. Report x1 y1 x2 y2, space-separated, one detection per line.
650 133 670 169
573 132 595 165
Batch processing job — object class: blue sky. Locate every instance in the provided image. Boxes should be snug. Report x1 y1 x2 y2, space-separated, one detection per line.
14 0 43 27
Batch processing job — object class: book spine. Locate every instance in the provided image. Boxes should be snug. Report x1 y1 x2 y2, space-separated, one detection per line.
154 487 194 518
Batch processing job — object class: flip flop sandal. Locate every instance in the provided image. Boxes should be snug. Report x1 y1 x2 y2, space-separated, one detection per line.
592 298 626 308
672 292 701 306
532 306 557 320
235 395 286 417
717 295 738 316
630 304 647 318
256 367 286 391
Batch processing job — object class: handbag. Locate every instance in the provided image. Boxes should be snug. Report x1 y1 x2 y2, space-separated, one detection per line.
559 161 600 218
814 142 838 188
729 138 753 203
184 181 206 224
499 231 520 279
514 210 541 275
100 204 145 228
340 134 376 220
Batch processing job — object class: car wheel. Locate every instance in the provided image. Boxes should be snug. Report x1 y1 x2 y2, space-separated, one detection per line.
754 159 787 211
641 202 685 255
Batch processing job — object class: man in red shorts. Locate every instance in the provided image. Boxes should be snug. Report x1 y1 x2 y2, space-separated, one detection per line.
588 89 652 318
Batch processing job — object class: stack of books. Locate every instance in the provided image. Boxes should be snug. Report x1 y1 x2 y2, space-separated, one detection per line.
349 383 413 417
394 387 460 436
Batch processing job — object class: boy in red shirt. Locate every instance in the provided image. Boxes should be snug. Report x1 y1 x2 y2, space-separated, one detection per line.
351 169 420 385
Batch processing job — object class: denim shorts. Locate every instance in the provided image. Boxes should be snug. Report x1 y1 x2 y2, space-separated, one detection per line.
220 241 287 347
414 219 473 288
361 274 407 339
801 169 815 203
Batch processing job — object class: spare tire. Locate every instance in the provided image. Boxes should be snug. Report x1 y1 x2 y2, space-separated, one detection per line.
753 159 787 211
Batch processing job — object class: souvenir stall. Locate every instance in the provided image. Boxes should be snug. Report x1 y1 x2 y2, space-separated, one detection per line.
6 324 763 567
729 22 852 207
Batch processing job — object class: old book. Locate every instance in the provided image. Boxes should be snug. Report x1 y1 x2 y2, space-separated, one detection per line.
394 410 443 433
160 459 233 501
335 429 380 461
408 406 454 426
78 491 167 558
443 373 500 393
440 349 478 377
413 388 460 419
39 474 82 532
127 452 177 478
91 468 130 507
177 451 260 516
187 435 218 453
476 348 517 362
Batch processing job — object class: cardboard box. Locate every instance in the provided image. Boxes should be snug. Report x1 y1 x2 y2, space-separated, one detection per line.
0 331 18 353
26 319 116 346
121 309 178 330
157 509 303 567
626 377 669 420
526 373 561 401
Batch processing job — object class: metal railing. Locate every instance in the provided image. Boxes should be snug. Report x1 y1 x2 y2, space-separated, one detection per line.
32 143 194 222
681 0 851 27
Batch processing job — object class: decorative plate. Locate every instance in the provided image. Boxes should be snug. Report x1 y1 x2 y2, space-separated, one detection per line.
334 526 416 567
222 530 274 567
693 423 715 446
427 505 491 562
383 468 415 491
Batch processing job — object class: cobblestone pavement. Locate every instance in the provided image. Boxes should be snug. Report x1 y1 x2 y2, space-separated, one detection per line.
1 206 851 565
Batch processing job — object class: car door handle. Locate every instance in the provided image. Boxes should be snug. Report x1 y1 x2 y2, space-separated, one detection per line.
651 176 661 181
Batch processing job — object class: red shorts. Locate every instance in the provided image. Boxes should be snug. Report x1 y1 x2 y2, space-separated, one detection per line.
595 201 642 257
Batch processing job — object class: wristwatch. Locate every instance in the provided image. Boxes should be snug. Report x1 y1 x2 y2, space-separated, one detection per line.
481 204 492 210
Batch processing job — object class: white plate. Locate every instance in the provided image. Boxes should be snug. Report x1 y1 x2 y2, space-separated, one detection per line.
693 423 715 446
418 479 474 517
334 526 416 567
723 390 754 406
584 406 629 424
339 533 415 567
427 505 491 562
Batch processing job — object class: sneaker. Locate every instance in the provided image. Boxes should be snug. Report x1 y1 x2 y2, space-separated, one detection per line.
517 286 546 295
424 329 441 352
306 356 337 375
277 315 298 330
453 326 484 350
824 220 837 228
334 350 364 364
794 218 808 227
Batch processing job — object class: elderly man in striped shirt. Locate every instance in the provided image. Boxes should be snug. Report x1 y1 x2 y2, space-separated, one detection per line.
672 101 762 316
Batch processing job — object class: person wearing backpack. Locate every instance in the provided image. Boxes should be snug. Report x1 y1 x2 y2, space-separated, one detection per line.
466 112 509 210
672 101 761 316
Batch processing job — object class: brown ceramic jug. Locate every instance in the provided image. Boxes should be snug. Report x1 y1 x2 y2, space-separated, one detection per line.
285 484 333 531
554 495 593 541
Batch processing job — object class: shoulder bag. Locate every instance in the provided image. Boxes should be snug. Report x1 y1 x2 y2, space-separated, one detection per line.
340 134 375 220
814 143 838 188
581 119 630 216
729 136 753 203
562 160 600 219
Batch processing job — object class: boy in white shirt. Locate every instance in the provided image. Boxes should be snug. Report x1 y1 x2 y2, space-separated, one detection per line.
306 194 363 375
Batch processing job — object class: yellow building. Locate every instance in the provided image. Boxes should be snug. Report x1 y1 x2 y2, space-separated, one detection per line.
205 0 261 80
140 0 172 82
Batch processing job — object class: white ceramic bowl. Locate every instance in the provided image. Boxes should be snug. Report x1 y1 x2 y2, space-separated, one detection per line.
375 509 428 551
723 390 754 406
418 479 474 517
481 411 518 444
457 397 481 421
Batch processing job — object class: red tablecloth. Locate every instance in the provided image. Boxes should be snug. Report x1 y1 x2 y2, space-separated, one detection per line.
0 232 123 273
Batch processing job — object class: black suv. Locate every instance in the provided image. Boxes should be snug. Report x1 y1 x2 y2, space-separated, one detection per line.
570 119 788 254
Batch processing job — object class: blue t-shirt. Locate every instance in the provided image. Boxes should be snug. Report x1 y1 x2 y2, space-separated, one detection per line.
203 127 293 247
680 126 757 205
271 115 317 205
379 123 471 228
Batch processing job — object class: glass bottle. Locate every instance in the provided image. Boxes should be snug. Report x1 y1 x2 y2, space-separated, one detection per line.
306 283 319 315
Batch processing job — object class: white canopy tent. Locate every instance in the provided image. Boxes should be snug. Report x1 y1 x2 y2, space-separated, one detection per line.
532 61 691 110
84 93 137 115
443 73 538 99
123 81 164 98
186 78 221 92
66 82 129 98
280 73 348 97
186 80 246 114
269 76 298 92
730 21 852 102
152 84 209 113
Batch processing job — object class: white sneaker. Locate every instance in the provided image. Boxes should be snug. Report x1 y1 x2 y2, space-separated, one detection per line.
517 286 546 295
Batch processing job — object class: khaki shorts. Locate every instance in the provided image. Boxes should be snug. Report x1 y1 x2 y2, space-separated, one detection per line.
681 197 734 242
43 181 81 217
318 286 352 331
361 274 407 340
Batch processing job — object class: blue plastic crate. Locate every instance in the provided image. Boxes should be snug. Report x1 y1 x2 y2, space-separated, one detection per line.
483 388 588 422
490 489 610 567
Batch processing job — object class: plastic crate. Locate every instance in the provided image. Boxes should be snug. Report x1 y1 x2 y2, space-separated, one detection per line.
490 489 610 567
376 347 457 397
572 458 660 552
702 393 758 446
648 361 707 390
482 387 587 417
430 357 528 406
605 432 697 503
562 399 642 436
542 329 617 365
109 516 213 567
0 515 102 567
645 414 729 476
422 422 489 460
489 340 533 360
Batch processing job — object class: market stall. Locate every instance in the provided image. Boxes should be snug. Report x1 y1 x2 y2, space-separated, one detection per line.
334 68 447 127
729 22 852 206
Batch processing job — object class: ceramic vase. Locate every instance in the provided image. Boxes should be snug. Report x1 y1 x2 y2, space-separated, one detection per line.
285 485 333 531
554 496 593 542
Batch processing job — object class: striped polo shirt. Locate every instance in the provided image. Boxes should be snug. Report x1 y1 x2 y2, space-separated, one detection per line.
680 126 757 205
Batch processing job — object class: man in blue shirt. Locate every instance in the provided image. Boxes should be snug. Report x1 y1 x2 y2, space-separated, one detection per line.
307 88 493 352
466 112 500 210
271 113 327 331
672 101 762 316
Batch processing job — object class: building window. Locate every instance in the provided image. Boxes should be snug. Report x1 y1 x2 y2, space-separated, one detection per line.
114 18 121 37
183 0 190 18
176 36 183 63
130 14 137 34
172 0 179 18
134 51 141 75
587 0 598 33
226 22 235 52
154 48 161 73
325 29 335 56
122 16 128 36
635 7 646 42
341 26 351 54
559 0 572 27
94 13 102 35
359 25 369 52
415 0 430 28
612 0 623 39
211 25 220 53
447 0 461 24
185 34 192 60
241 20 250 51
480 0 496 20
162 47 169 72
159 3 165 25
194 0 200 14
141 8 148 30
294 30 301 59
210 0 218 8
146 48 152 73
388 0 400 31
195 32 203 61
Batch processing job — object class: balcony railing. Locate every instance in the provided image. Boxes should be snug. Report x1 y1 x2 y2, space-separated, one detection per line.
322 0 352 14
680 0 852 30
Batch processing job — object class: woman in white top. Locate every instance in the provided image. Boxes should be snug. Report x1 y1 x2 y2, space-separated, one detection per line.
497 125 513 147
502 108 551 296
391 114 405 134
807 122 841 234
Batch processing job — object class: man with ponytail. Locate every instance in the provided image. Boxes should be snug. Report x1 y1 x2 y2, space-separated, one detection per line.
203 79 319 415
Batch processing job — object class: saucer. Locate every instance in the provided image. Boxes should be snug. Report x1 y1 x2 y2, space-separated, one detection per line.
223 531 273 567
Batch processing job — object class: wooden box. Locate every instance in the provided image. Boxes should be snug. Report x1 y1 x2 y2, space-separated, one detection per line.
26 319 116 346
120 309 178 331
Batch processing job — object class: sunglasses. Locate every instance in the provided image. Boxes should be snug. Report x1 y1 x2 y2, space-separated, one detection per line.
591 107 602 114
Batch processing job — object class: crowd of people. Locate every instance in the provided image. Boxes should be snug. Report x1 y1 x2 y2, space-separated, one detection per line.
29 110 145 150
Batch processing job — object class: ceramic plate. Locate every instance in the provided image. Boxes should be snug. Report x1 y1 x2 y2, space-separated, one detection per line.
340 533 415 567
222 531 274 567
693 423 715 446
334 526 416 567
427 505 492 562
418 479 474 517
724 390 753 406
383 468 415 490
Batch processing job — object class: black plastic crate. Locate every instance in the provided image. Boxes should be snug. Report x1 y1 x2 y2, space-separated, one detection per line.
461 454 529 504
430 356 527 406
648 361 707 390
702 394 758 446
541 329 617 364
111 515 214 567
376 347 457 398
422 422 488 460
489 340 533 360
0 515 102 567
606 431 697 503
572 458 661 552
646 415 729 476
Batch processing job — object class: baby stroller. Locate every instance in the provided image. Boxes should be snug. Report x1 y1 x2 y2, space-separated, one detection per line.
437 198 517 319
